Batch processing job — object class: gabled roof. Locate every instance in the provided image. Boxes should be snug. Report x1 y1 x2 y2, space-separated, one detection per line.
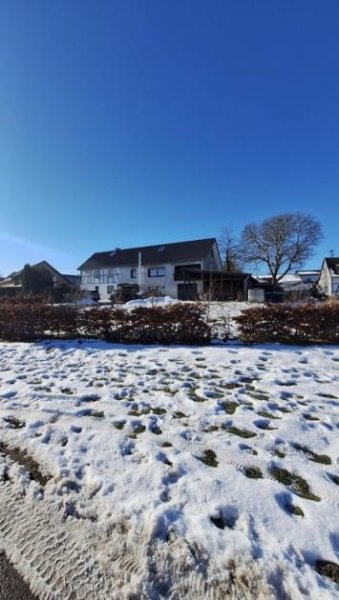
78 238 218 270
0 261 78 289
324 257 339 275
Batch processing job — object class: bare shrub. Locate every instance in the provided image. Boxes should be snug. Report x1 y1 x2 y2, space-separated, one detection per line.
235 302 339 344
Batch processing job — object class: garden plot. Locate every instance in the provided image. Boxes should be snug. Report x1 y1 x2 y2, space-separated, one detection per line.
0 340 338 599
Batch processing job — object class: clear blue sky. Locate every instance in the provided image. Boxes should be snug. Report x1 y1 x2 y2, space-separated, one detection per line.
1 0 338 275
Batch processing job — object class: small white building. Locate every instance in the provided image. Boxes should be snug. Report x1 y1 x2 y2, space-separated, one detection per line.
317 257 339 297
78 238 222 302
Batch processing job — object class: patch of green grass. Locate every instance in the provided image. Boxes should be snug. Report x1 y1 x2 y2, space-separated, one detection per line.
218 382 242 390
244 383 256 392
270 466 320 501
113 421 126 430
220 401 238 414
245 391 269 402
314 560 339 584
223 425 257 438
132 424 146 435
158 386 176 395
317 393 338 399
90 410 105 419
173 411 187 419
147 369 158 376
243 466 263 479
127 404 151 416
274 448 286 459
278 406 292 413
151 426 163 435
152 407 167 416
196 449 218 468
257 410 281 419
293 443 331 465
61 387 73 395
160 441 172 448
291 504 304 517
202 424 219 432
3 416 25 429
303 414 320 421
187 388 206 403
189 372 203 380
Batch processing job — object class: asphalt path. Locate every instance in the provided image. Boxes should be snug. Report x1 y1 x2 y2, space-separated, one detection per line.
0 553 38 600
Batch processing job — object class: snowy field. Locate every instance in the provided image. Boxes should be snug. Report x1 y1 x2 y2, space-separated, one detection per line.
0 336 338 598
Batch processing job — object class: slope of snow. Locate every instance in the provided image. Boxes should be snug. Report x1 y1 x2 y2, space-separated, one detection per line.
124 296 178 308
0 339 338 598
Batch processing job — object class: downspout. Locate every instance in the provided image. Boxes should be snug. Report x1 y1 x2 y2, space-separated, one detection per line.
138 252 142 292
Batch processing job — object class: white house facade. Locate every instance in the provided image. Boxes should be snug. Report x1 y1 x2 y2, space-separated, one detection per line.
78 238 222 302
317 257 339 297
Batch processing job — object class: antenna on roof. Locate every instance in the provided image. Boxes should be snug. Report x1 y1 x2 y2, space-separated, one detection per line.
330 249 334 257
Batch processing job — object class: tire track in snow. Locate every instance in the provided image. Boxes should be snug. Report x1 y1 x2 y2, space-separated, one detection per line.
0 481 144 599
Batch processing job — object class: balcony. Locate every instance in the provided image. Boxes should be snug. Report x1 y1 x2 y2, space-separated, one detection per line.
174 265 202 281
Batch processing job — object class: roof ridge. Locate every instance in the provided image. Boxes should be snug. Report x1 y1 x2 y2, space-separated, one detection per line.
91 238 216 255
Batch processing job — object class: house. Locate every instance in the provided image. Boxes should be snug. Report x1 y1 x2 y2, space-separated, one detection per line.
78 238 258 302
0 261 80 298
81 237 246 302
256 269 320 288
317 257 339 297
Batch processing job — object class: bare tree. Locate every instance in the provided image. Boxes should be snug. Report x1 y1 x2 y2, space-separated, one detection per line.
218 228 243 272
239 213 323 287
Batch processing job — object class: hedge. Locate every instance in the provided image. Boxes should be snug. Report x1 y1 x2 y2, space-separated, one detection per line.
0 298 211 345
234 302 339 344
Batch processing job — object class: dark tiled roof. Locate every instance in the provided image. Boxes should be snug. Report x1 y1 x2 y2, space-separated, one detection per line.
78 238 217 270
325 257 339 274
62 274 80 287
2 262 78 288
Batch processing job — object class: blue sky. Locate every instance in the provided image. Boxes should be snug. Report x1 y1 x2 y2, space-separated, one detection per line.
0 0 338 275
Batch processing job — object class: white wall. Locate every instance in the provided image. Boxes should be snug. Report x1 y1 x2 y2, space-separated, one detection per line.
317 262 339 296
80 246 221 302
81 261 204 301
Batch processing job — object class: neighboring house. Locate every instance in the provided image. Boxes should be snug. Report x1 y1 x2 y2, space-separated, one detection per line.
297 270 320 284
317 258 339 297
0 261 80 297
79 238 232 302
257 270 320 288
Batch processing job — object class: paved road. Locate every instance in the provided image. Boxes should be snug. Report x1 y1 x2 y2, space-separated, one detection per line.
0 553 38 600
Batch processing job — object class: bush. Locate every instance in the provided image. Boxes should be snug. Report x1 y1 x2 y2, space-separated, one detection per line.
0 299 211 345
235 302 339 344
0 297 81 341
105 304 211 344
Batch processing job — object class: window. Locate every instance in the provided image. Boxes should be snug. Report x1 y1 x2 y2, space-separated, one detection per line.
148 267 165 277
131 269 137 279
107 285 114 294
108 269 114 277
94 269 100 278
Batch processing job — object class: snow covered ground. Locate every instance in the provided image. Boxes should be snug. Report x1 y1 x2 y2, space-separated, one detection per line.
0 337 338 599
